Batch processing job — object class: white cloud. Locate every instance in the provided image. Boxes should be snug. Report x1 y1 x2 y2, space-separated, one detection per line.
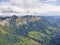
24 4 60 14
0 0 60 16
0 4 26 13
10 0 40 8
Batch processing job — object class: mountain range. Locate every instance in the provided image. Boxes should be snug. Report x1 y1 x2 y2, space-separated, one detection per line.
0 15 60 45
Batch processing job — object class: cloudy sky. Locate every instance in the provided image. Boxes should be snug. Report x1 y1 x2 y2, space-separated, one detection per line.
0 0 60 16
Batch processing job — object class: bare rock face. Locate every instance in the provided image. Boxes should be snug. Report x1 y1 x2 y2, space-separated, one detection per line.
0 20 9 26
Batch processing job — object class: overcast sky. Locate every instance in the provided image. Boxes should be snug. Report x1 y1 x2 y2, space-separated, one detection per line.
0 0 60 16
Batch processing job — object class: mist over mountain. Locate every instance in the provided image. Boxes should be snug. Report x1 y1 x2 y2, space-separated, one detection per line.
0 15 60 45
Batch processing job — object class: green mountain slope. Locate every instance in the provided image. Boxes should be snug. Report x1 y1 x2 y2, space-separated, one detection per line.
0 15 60 45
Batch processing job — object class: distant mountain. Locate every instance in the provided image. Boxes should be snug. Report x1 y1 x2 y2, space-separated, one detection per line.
0 15 60 45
